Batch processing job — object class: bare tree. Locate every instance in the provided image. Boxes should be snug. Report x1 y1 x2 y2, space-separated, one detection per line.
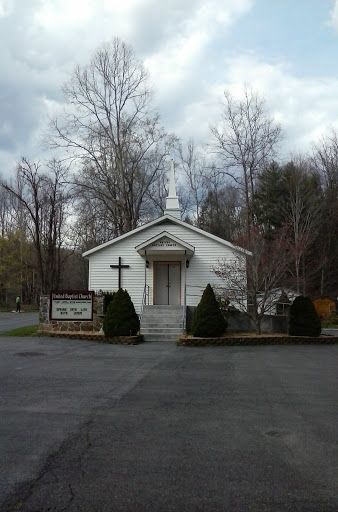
282 158 323 295
176 139 208 225
1 158 72 295
0 176 34 305
311 132 338 295
48 37 176 237
209 87 282 235
312 129 338 189
199 183 243 241
214 227 290 334
0 185 13 237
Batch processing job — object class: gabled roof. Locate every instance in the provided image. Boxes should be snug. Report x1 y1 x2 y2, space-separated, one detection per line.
135 231 195 256
82 214 251 257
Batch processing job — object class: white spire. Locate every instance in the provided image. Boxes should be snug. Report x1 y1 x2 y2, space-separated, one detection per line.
168 159 177 198
164 160 181 219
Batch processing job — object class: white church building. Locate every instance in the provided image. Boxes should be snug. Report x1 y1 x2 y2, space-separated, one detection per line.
83 163 250 340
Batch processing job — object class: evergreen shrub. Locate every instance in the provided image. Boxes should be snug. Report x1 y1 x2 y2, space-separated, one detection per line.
289 295 321 337
103 289 139 337
191 283 227 337
103 291 115 314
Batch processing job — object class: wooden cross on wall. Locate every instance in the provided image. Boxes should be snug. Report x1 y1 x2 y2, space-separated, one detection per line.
110 257 130 289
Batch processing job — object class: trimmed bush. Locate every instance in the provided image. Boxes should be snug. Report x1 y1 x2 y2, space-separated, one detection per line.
103 289 139 337
103 291 115 314
191 283 227 337
289 295 321 337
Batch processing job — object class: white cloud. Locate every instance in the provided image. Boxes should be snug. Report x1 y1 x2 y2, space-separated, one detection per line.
35 0 93 29
328 0 338 30
0 0 13 17
144 0 254 134
0 0 337 178
208 54 338 156
103 0 150 13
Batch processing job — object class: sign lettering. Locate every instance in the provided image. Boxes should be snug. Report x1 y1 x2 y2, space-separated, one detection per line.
50 290 94 321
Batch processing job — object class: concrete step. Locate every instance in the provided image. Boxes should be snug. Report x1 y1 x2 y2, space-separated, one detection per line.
141 322 184 329
142 306 183 314
142 333 181 342
140 306 185 342
141 327 183 334
141 316 183 325
141 329 184 342
143 305 183 310
142 312 183 319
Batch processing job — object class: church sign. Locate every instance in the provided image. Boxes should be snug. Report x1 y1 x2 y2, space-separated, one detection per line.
50 291 94 321
150 237 182 251
151 238 177 248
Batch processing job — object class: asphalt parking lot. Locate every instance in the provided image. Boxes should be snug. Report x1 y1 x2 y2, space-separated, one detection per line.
0 333 337 512
0 312 39 334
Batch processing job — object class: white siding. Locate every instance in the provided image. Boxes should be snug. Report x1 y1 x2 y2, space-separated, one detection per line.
86 221 242 314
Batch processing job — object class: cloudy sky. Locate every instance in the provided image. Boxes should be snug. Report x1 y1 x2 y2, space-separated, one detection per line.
1 0 338 177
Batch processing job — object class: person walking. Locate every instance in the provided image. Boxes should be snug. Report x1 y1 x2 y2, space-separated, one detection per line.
16 295 21 313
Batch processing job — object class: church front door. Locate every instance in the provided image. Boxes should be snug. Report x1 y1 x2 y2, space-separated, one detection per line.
154 262 181 305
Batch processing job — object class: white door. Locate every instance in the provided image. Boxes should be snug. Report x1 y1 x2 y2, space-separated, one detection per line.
154 262 181 305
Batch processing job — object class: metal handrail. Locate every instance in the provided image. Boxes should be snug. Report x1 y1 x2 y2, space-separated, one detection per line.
182 304 186 332
139 284 150 324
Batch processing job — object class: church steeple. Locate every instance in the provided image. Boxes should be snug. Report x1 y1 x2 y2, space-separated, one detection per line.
164 159 181 219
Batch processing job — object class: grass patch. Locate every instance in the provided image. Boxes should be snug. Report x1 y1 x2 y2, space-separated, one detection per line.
1 325 40 336
321 321 338 328
321 315 338 328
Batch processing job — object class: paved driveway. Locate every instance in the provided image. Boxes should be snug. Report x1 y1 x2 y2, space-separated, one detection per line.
322 328 338 336
0 336 337 511
0 313 39 334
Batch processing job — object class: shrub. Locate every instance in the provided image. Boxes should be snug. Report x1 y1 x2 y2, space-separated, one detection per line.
103 291 115 314
289 295 321 337
191 283 227 337
103 289 139 337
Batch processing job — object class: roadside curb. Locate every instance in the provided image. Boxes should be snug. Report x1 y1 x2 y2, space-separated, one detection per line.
42 331 143 345
177 335 338 346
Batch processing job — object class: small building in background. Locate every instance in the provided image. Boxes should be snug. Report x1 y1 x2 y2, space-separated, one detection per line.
254 288 299 315
312 296 337 319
